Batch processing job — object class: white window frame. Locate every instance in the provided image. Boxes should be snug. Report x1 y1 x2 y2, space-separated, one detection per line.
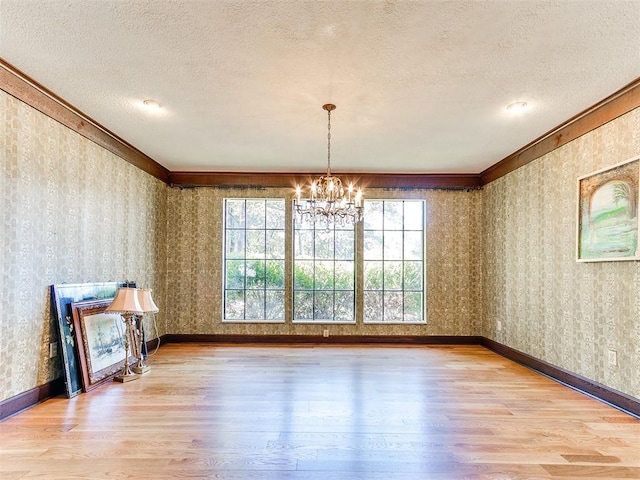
362 199 426 324
292 212 357 324
222 198 286 323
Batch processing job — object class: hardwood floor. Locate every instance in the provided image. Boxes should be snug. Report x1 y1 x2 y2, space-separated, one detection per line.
1 344 638 479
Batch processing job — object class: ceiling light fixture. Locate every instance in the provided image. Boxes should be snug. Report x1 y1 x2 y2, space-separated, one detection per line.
294 104 363 228
506 101 528 113
142 99 161 110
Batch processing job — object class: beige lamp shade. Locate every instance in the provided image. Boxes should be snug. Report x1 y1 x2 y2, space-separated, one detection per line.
138 288 159 313
105 287 143 314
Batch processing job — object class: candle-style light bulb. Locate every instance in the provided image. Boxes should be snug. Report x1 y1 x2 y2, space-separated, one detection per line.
355 188 362 207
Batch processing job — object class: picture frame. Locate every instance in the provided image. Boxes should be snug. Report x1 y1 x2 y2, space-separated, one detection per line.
50 281 135 398
71 299 134 392
577 155 639 262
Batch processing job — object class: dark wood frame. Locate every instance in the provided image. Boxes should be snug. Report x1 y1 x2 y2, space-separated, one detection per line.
71 299 131 392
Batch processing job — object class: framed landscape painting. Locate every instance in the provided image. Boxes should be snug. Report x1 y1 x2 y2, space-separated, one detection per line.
71 299 131 392
577 156 639 262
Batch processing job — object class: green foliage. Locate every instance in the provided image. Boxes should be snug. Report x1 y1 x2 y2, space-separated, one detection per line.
612 182 630 207
593 205 627 224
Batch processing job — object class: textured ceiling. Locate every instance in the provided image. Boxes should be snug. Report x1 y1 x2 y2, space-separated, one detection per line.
1 1 639 174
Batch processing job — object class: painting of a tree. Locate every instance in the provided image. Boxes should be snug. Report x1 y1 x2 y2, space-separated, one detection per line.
578 157 639 261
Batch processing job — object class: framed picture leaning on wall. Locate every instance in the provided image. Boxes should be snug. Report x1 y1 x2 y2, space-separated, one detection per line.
577 155 639 262
51 281 135 398
71 299 134 392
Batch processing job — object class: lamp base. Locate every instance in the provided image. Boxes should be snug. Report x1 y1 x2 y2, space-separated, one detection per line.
132 364 150 374
114 372 139 383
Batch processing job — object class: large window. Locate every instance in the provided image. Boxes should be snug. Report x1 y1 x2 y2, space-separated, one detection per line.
293 220 356 322
223 199 286 321
222 197 425 324
363 200 425 323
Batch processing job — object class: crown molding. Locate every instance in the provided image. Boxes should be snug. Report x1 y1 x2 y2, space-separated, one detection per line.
0 58 170 183
480 77 640 185
169 171 481 189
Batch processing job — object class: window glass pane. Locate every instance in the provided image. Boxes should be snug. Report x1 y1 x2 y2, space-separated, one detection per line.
334 230 354 260
266 290 285 320
225 290 244 319
404 261 423 290
363 230 382 260
334 291 354 321
246 230 265 258
313 291 333 320
384 261 402 290
404 201 424 230
315 230 334 259
335 261 354 290
226 230 245 258
265 260 284 288
383 202 403 229
404 292 423 322
225 260 245 289
266 230 285 259
383 292 403 321
294 230 314 259
294 260 314 289
246 200 266 229
294 291 313 320
226 200 245 228
384 231 403 260
265 201 285 229
364 261 383 290
364 201 383 230
363 291 383 322
245 290 265 319
404 231 423 260
314 261 334 290
245 260 265 289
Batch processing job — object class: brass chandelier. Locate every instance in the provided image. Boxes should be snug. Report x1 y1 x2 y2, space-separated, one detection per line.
294 104 363 228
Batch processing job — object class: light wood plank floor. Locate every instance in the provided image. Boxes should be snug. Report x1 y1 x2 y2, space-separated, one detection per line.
1 344 639 479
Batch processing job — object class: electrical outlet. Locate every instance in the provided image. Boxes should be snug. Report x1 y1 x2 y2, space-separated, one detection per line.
497 320 502 332
323 329 329 338
608 349 617 367
49 342 58 359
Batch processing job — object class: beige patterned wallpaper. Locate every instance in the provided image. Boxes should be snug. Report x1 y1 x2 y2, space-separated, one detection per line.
0 90 167 402
165 187 483 337
482 108 640 399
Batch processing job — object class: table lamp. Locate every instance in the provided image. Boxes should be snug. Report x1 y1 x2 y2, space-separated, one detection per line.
105 287 143 382
132 288 159 374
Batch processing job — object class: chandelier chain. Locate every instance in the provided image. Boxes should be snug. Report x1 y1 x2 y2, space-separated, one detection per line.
327 109 331 175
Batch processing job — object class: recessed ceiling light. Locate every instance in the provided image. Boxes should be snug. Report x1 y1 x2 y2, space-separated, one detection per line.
142 99 161 110
507 101 528 113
